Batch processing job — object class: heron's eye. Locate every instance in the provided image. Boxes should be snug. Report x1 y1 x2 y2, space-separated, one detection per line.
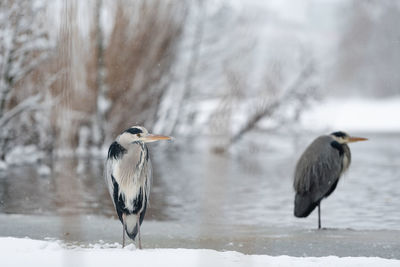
137 134 141 137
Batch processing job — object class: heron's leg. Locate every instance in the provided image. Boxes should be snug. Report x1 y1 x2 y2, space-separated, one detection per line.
137 213 142 249
318 203 321 229
122 214 126 248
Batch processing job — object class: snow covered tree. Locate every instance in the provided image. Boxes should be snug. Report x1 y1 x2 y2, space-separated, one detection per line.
0 0 51 118
0 0 53 160
155 1 319 151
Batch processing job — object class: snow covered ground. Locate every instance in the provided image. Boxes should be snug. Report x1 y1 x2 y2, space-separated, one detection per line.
1 237 399 267
300 97 400 132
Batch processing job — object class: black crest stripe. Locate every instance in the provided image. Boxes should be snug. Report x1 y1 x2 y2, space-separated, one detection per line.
331 131 346 138
125 128 143 135
330 140 344 156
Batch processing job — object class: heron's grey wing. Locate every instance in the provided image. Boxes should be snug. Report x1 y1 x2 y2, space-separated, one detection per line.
133 144 152 209
144 151 152 202
294 136 343 217
105 141 128 205
105 157 116 200
128 146 152 240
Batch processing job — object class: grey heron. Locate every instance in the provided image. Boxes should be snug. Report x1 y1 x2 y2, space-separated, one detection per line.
106 126 172 248
293 131 367 229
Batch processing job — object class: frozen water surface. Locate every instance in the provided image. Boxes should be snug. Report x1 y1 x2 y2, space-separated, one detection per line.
0 132 399 257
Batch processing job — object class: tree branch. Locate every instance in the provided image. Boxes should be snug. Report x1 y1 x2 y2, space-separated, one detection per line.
223 59 316 151
0 94 42 128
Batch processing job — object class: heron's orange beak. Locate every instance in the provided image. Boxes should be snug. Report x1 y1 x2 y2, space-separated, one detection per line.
142 134 173 143
348 136 368 143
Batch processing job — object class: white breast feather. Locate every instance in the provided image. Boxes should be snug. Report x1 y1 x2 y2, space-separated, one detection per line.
341 153 350 175
111 148 150 213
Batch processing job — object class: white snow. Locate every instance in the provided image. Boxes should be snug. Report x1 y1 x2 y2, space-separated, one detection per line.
0 237 399 267
37 164 51 176
0 160 6 171
300 97 400 132
4 145 45 165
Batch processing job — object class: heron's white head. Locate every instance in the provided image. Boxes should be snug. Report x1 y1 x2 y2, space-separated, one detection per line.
330 131 368 144
117 126 172 147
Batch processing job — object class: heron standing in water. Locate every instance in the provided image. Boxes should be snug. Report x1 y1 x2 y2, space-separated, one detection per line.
293 131 367 229
106 126 172 248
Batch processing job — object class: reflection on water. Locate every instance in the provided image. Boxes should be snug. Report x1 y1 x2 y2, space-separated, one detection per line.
0 132 399 230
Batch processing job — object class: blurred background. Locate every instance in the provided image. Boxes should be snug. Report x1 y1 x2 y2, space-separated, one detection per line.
0 0 399 253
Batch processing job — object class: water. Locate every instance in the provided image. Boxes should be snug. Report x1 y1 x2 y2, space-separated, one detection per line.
0 132 399 256
2 132 398 229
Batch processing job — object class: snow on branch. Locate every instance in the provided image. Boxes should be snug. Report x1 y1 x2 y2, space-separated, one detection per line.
0 94 42 128
0 0 53 118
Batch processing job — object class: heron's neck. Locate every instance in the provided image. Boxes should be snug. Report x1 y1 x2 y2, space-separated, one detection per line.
341 144 351 173
118 133 138 148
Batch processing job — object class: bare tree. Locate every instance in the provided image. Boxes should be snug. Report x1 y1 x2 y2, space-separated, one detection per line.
155 2 256 137
212 52 318 152
104 0 186 140
91 0 109 148
154 0 203 136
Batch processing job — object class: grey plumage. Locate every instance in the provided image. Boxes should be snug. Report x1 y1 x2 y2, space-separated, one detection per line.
105 126 171 248
293 131 366 228
294 135 349 217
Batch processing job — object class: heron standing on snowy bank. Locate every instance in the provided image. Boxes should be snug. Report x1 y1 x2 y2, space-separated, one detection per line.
106 126 172 248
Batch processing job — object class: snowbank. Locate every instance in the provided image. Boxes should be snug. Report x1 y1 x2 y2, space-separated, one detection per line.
0 237 399 267
300 97 400 132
